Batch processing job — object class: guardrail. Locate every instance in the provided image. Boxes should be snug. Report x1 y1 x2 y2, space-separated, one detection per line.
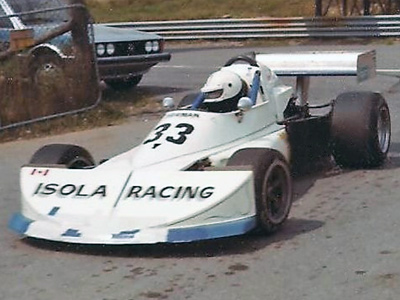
103 15 400 40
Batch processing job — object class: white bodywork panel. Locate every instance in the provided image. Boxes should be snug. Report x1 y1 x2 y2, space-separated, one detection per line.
100 104 290 171
19 167 255 244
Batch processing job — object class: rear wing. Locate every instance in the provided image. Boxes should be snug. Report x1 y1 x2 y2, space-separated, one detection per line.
256 50 376 81
255 50 377 104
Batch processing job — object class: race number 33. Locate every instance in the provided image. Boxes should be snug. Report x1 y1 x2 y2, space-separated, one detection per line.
144 123 194 146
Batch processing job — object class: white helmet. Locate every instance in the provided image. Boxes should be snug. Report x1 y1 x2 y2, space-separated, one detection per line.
200 70 248 112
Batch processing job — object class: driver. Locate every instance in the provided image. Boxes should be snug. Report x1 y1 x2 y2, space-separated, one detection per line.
200 69 248 113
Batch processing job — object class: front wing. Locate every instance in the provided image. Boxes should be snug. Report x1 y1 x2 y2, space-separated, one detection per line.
9 166 257 244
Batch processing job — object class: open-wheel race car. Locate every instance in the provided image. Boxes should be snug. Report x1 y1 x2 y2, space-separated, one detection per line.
9 50 391 245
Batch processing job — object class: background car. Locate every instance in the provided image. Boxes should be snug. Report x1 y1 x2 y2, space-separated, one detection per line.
0 0 171 89
94 24 171 89
0 0 101 128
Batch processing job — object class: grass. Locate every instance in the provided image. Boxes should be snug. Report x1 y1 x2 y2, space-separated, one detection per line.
0 87 164 143
86 0 316 22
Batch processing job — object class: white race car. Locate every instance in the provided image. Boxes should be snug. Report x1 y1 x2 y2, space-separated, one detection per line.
9 50 391 244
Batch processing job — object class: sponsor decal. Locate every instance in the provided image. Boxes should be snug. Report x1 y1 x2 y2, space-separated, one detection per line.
31 168 49 176
32 183 215 201
125 185 215 201
144 123 195 147
166 112 200 118
33 183 107 198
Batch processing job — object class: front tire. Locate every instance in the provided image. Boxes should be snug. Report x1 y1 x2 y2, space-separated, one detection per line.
227 148 293 234
30 144 95 169
331 92 391 168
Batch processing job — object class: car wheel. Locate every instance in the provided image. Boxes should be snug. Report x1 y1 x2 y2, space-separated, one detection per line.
105 75 143 89
29 144 95 169
29 51 65 85
227 148 293 234
331 91 391 168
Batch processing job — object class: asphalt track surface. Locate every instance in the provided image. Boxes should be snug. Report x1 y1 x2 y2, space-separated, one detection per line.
1 43 400 300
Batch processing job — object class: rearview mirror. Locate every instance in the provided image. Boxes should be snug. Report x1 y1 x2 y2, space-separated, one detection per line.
163 97 175 110
238 97 253 111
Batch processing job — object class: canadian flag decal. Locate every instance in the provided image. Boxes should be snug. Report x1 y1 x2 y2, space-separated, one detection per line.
30 169 49 176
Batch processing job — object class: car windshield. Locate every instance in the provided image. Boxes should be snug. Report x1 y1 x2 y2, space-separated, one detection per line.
2 0 70 26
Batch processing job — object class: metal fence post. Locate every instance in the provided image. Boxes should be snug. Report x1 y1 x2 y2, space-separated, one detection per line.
315 0 322 16
364 0 371 15
342 0 348 16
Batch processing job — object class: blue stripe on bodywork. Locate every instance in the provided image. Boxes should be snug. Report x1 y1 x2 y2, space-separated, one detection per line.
61 229 81 237
8 213 33 234
8 215 257 243
48 207 60 216
167 216 256 243
112 229 140 239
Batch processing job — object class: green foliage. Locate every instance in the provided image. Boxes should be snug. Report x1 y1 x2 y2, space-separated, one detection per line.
86 0 315 22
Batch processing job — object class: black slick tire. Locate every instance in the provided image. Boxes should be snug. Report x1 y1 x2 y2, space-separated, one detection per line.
331 92 391 168
29 144 95 169
227 148 293 234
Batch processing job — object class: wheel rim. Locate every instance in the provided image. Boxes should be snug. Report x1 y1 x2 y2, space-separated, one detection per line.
377 105 390 154
261 161 291 224
67 158 94 169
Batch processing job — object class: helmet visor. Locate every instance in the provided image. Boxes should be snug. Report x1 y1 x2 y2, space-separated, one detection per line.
204 89 223 100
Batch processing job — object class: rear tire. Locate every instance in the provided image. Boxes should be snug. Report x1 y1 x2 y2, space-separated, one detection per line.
331 92 391 168
227 148 292 234
30 144 95 169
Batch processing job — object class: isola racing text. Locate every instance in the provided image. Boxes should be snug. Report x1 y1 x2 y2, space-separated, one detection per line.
32 183 215 201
